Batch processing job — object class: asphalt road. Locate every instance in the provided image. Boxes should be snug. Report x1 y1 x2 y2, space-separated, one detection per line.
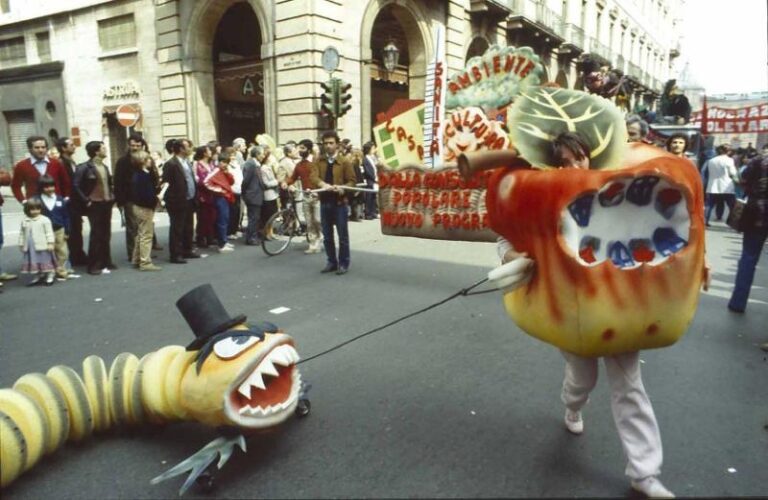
1 193 766 499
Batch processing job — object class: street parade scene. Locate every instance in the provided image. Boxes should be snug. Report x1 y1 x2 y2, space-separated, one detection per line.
0 0 766 498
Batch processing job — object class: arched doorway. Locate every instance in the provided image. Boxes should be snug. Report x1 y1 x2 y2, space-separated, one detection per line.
212 2 264 146
369 6 411 128
466 36 490 62
555 69 569 89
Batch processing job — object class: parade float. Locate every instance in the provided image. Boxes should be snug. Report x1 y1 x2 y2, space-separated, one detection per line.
374 34 706 357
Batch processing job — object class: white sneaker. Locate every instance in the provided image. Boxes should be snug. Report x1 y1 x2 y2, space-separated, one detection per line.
101 268 111 275
224 242 235 249
630 476 675 498
564 409 583 435
218 245 234 253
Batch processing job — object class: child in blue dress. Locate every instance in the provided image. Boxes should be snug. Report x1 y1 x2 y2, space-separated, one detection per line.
18 198 57 286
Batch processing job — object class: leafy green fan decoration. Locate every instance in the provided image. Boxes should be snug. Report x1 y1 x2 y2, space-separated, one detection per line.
507 87 628 169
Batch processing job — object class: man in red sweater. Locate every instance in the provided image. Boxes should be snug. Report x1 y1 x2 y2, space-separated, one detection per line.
12 135 70 203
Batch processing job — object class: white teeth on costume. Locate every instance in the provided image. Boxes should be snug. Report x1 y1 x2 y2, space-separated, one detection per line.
561 175 691 269
260 359 279 377
235 345 301 419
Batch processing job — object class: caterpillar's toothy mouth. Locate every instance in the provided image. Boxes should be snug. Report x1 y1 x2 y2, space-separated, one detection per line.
224 342 301 428
560 175 691 269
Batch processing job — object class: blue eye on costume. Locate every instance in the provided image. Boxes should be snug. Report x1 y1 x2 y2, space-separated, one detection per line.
626 176 660 206
568 194 594 227
652 227 687 256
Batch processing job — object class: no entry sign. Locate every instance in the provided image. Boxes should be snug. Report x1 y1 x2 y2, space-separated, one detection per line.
116 103 140 127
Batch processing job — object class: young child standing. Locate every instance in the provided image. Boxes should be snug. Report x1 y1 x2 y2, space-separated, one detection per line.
38 175 71 280
18 198 57 286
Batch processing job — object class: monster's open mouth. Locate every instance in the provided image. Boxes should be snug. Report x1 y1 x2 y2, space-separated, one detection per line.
225 343 301 427
560 175 691 269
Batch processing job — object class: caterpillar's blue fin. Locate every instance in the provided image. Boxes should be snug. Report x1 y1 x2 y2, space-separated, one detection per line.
150 434 246 496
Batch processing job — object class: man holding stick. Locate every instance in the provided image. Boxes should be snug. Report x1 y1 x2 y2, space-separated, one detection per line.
310 131 357 275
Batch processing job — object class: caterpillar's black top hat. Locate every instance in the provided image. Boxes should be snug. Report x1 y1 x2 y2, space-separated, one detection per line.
176 284 247 351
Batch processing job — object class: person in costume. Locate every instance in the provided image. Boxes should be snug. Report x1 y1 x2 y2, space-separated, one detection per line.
490 131 675 499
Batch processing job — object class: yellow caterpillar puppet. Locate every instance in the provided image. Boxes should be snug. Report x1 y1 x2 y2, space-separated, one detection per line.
0 284 309 495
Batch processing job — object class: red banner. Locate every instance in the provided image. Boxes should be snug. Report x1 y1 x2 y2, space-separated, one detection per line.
690 102 768 134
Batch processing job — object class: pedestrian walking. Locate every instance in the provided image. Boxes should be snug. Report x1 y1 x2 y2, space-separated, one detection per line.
362 141 380 219
728 144 768 313
193 145 217 249
17 198 57 286
258 145 280 237
0 165 18 290
701 145 738 225
229 138 246 239
11 136 70 202
204 148 236 253
241 146 265 246
277 141 298 210
38 175 71 280
56 137 88 266
310 131 357 275
490 132 675 498
73 141 117 276
113 133 147 261
162 139 200 264
129 151 162 271
288 139 323 253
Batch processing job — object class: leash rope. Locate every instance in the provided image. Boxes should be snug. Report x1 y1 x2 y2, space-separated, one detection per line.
297 277 493 365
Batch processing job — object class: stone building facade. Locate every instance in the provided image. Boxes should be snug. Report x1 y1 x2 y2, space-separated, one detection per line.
0 0 684 166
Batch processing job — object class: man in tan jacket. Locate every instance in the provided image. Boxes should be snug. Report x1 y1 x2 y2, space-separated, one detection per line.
309 131 357 275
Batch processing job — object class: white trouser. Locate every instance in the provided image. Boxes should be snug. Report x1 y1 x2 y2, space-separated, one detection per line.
560 350 663 480
302 194 322 247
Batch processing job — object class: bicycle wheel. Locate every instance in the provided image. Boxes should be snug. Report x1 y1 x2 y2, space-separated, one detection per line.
262 210 296 256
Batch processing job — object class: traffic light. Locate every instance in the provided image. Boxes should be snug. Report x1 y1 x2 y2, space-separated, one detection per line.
319 80 336 117
337 80 352 117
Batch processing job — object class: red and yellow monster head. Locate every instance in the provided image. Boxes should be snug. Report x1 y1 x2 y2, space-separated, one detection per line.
486 143 706 357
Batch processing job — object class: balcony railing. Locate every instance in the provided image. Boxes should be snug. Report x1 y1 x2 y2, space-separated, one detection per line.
613 53 626 73
587 36 611 61
535 2 564 37
563 23 585 49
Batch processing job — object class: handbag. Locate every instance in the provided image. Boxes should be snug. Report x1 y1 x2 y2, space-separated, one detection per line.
726 198 749 232
0 167 11 186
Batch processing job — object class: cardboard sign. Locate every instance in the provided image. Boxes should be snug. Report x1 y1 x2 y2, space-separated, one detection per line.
446 45 543 110
373 104 425 169
377 165 497 242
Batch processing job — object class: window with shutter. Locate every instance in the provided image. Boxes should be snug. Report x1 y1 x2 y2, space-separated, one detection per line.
0 37 26 68
98 14 136 52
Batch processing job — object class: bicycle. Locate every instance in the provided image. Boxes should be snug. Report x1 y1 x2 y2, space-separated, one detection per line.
262 189 309 256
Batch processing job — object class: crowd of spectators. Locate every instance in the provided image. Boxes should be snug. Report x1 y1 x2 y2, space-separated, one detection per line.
0 132 381 291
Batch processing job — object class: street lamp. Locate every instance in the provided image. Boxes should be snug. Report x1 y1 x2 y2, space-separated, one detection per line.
382 40 400 73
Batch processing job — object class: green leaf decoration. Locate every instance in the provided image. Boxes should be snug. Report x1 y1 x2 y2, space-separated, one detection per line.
507 87 628 169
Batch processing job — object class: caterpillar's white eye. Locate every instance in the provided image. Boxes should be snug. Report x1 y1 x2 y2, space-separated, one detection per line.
213 336 260 359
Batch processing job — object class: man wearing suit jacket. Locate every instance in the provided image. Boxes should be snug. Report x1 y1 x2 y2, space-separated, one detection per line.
362 141 379 220
162 139 200 263
12 136 70 202
309 131 357 275
241 146 266 245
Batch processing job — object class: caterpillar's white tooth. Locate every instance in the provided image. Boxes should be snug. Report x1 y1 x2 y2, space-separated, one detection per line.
272 347 292 367
239 406 248 415
246 370 266 390
287 346 300 363
259 359 279 377
238 381 252 399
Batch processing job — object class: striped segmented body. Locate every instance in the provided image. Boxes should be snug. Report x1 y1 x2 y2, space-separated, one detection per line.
1 334 303 489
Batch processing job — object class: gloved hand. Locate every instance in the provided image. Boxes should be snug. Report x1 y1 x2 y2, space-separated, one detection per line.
488 253 535 293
